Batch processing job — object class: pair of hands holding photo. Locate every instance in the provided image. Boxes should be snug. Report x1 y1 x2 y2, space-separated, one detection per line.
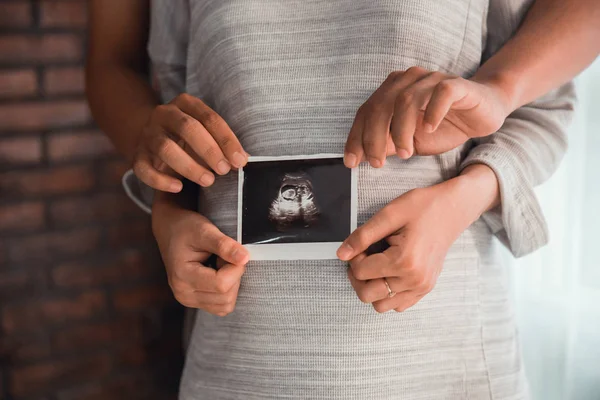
149 67 504 316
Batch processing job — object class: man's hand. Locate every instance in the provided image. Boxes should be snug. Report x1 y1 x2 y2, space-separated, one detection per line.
134 93 249 193
343 67 513 168
152 193 249 316
337 164 499 313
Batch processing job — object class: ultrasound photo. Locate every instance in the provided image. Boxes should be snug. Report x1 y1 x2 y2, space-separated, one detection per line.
238 155 357 260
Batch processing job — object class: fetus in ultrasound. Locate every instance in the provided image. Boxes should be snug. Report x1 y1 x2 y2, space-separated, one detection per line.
268 172 319 231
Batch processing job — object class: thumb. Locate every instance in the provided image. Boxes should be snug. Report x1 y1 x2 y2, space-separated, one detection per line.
337 197 409 261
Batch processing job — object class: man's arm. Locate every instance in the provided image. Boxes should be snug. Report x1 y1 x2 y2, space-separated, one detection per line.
460 0 579 257
474 0 600 111
86 0 157 162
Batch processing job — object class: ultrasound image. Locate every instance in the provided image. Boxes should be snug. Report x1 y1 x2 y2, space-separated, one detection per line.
241 158 351 245
268 172 320 231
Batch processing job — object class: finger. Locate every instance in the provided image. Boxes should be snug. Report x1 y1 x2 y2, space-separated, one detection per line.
344 107 365 168
347 269 394 303
154 104 231 176
361 98 394 168
181 261 245 294
132 151 183 193
193 281 240 305
372 290 419 313
172 279 240 305
337 199 409 261
146 127 216 187
174 94 249 169
422 78 468 132
393 293 424 313
350 247 407 281
390 72 444 159
192 219 250 265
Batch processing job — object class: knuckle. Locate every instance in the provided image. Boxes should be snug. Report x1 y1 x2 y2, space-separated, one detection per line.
386 70 402 83
176 114 200 138
373 303 388 314
157 138 174 158
398 90 415 106
203 144 217 159
406 66 426 76
174 92 193 104
199 109 220 127
436 79 454 94
356 290 371 304
218 135 231 148
352 266 368 281
214 278 230 294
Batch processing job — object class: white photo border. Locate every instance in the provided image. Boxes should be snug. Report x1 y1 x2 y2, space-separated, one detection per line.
237 153 358 260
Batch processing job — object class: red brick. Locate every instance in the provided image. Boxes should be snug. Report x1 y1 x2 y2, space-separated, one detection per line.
2 291 107 333
0 165 94 199
48 130 115 161
0 269 44 299
0 34 82 64
0 69 37 98
7 227 101 263
113 284 173 311
40 0 87 28
4 335 52 363
52 249 149 287
9 354 111 397
107 219 154 248
53 317 143 352
56 374 156 400
99 159 130 187
0 1 32 28
44 66 85 95
0 100 90 131
0 136 43 165
0 201 45 232
50 192 142 227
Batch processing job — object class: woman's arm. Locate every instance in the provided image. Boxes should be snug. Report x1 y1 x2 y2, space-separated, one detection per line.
337 163 500 313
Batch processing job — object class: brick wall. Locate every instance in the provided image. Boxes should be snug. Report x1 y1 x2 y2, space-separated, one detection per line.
0 1 184 399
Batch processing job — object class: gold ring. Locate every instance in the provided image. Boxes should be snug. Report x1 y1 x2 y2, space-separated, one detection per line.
383 278 396 298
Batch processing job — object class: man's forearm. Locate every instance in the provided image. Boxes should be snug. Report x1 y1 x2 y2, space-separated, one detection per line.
85 62 158 162
473 0 599 111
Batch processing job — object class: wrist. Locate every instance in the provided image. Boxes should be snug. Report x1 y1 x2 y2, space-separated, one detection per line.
471 70 520 116
456 163 501 216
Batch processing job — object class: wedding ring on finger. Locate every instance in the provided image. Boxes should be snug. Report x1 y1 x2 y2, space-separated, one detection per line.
383 278 396 298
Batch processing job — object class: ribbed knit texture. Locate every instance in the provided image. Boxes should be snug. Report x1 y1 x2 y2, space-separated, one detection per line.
137 0 576 398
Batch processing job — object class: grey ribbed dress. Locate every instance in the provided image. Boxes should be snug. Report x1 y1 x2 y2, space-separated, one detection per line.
130 0 576 398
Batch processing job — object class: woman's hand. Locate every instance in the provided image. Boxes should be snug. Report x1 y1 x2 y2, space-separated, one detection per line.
152 192 250 316
337 164 500 313
133 93 248 193
343 67 514 168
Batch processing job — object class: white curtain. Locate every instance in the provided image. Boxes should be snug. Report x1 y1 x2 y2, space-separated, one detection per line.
507 58 600 400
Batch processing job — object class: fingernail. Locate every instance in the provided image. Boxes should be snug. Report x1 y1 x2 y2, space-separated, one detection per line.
345 153 357 168
398 149 411 159
424 123 434 133
169 181 183 192
337 243 354 261
216 160 230 175
200 173 215 186
231 152 247 168
369 158 382 168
